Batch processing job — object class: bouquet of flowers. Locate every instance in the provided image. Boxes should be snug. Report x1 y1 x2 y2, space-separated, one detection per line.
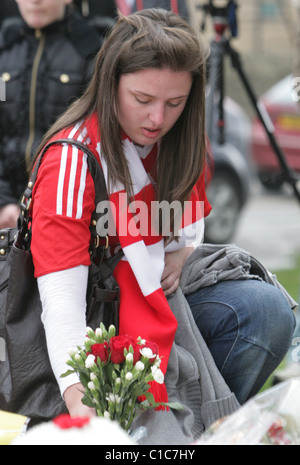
62 324 181 432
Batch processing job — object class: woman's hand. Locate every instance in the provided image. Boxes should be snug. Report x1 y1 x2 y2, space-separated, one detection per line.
0 204 20 229
64 383 96 418
161 246 194 296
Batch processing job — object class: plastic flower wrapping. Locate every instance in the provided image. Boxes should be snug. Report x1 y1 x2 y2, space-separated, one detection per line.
62 324 181 433
196 378 300 445
0 411 29 445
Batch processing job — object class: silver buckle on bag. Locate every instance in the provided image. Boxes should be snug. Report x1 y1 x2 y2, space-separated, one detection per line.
94 235 109 250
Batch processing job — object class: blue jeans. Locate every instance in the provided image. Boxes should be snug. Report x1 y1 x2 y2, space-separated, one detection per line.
186 280 296 405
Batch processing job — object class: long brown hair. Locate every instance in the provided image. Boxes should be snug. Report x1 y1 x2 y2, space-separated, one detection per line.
35 9 209 228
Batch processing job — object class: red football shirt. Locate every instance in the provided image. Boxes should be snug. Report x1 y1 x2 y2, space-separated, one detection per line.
31 116 211 278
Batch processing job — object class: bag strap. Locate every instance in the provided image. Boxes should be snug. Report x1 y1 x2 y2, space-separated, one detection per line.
17 138 108 250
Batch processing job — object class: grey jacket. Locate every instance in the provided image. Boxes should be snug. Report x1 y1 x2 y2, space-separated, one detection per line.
181 244 297 310
132 244 296 445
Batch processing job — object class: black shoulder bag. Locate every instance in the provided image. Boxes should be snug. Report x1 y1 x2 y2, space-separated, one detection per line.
0 139 122 422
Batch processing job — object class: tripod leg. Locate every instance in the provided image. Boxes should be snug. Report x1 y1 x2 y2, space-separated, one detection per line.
227 43 300 204
206 39 227 144
218 48 226 145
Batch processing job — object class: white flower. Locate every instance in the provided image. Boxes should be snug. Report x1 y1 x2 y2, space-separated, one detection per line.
154 356 161 367
86 327 94 337
75 354 81 362
108 325 116 337
126 353 133 362
125 372 133 381
85 354 96 369
140 347 154 359
95 328 103 338
90 373 97 381
88 381 96 391
151 367 164 384
67 347 78 357
85 337 93 351
115 377 121 384
135 361 145 371
104 411 111 419
106 393 121 403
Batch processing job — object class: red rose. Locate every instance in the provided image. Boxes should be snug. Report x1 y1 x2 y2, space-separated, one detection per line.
53 414 90 430
91 342 109 363
110 334 141 364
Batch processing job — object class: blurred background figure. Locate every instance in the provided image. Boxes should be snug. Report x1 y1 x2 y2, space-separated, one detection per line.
74 0 117 18
132 0 190 21
0 0 104 229
73 0 118 33
114 0 135 16
0 0 122 25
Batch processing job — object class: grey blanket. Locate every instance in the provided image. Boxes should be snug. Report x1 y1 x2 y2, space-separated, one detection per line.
132 244 296 445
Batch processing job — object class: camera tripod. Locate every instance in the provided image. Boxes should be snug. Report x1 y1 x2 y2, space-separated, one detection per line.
199 0 300 205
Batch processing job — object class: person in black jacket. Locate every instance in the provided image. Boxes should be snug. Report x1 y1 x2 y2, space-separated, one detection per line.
0 0 103 228
0 0 119 26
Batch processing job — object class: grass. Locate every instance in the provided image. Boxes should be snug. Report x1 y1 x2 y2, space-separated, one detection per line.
272 256 300 304
260 255 300 392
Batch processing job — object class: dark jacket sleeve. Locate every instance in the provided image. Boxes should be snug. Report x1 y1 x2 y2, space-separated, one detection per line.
0 32 17 207
0 28 21 207
0 160 18 207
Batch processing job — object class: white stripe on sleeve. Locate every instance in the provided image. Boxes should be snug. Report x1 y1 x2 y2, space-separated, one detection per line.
55 123 89 219
66 145 78 218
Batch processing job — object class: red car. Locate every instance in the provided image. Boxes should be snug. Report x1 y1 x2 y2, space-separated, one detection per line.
251 75 300 189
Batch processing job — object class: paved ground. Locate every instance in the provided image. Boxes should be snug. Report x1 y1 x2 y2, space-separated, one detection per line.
233 182 300 273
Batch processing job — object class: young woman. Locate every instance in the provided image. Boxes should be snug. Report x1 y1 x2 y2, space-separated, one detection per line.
30 9 295 427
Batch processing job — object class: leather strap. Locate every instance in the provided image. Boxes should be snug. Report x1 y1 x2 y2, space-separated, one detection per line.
30 139 107 205
17 138 108 250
